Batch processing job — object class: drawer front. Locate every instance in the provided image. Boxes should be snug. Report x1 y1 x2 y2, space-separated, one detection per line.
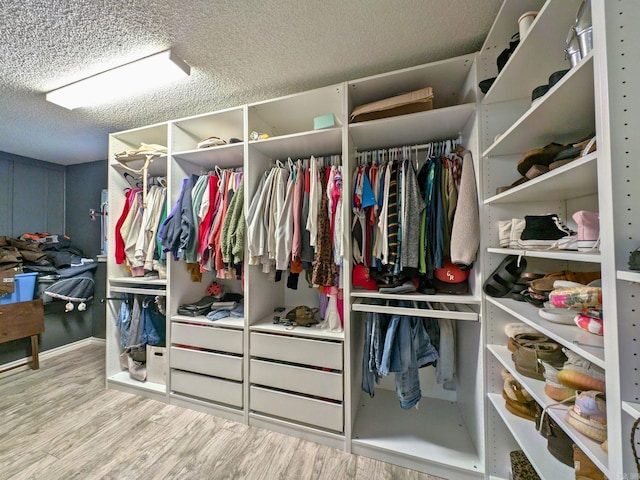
172 322 243 354
250 386 343 432
250 332 342 370
250 359 342 401
170 346 243 381
171 369 242 408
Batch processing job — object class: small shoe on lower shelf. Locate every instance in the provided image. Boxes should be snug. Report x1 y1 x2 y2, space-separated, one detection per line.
573 444 607 480
513 339 566 381
566 391 607 443
557 348 606 393
539 360 576 401
502 369 538 421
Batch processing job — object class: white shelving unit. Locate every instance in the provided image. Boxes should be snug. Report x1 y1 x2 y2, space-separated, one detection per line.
480 0 634 478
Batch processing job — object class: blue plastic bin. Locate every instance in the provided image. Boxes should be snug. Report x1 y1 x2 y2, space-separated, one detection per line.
0 272 38 305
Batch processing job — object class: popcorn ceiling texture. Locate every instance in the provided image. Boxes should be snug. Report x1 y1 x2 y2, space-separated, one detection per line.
0 0 501 165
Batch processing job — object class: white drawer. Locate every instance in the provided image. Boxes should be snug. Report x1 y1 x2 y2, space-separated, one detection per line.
250 332 342 370
172 322 243 354
250 359 342 401
171 369 242 408
170 346 243 381
250 386 343 432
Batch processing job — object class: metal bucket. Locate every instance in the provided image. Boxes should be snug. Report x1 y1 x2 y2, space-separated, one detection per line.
576 25 593 57
565 27 582 67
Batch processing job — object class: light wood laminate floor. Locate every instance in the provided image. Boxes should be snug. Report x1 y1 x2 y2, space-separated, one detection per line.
0 344 446 480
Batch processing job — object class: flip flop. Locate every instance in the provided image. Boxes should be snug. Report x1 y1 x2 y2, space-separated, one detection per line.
483 255 527 298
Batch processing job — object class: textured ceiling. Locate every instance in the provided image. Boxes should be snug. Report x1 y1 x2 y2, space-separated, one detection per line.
0 0 502 165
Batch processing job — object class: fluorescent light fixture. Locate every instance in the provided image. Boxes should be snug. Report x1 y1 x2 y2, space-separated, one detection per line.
46 49 190 110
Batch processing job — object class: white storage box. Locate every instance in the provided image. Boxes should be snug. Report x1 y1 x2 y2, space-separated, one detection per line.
146 345 167 385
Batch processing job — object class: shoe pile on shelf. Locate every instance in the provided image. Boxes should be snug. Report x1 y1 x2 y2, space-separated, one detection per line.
495 136 596 195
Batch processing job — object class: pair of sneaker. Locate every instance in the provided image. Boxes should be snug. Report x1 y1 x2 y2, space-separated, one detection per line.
498 212 599 251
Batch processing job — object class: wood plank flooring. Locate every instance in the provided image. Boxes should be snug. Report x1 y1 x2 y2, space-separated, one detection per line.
0 345 446 480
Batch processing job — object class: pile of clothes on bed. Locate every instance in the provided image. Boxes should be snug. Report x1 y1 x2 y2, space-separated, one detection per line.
0 233 97 310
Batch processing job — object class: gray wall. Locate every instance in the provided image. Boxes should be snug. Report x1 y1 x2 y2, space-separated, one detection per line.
0 153 108 366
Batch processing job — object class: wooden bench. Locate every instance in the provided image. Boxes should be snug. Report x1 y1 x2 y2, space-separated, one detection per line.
0 299 45 373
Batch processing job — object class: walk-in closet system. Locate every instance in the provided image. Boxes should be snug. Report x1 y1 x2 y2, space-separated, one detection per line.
104 1 638 478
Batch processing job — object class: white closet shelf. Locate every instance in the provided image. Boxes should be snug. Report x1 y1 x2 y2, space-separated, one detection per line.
484 153 597 205
110 122 168 147
351 389 482 478
486 247 601 264
107 371 166 394
622 401 640 420
171 143 244 168
111 155 167 177
109 285 167 296
483 54 595 157
487 297 604 367
617 270 640 283
349 103 475 152
248 128 342 159
109 277 167 286
250 313 344 341
488 393 573 479
351 290 480 304
351 297 479 322
482 0 582 105
171 314 244 330
489 344 609 476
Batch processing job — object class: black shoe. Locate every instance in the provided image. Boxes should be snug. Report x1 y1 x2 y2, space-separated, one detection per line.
518 214 577 250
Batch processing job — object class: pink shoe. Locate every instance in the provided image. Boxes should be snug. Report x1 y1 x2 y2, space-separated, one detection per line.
572 210 599 251
575 313 603 335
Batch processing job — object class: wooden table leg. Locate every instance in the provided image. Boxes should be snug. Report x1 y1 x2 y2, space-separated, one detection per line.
30 335 39 370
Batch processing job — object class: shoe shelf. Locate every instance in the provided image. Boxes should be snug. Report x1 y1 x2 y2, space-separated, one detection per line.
622 401 640 420
483 53 594 158
481 0 581 105
616 270 640 284
487 297 604 367
250 311 344 341
351 297 479 322
484 153 597 205
171 314 244 330
486 247 601 264
488 344 609 476
487 393 573 480
171 143 244 168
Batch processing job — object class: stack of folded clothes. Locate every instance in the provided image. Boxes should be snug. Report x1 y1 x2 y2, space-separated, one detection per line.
177 293 244 320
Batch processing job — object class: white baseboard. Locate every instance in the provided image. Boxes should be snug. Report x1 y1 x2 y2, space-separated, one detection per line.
0 336 105 374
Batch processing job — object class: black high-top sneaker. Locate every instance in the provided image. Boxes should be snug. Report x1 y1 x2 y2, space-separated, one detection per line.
517 214 577 250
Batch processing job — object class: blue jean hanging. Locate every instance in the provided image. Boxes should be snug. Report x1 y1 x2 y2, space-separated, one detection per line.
139 297 165 346
116 294 133 348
